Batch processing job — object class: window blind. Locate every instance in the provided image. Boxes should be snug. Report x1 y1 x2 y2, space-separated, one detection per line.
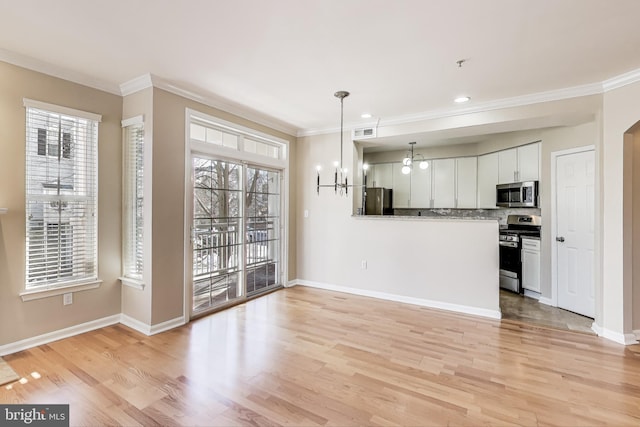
122 123 144 279
25 106 98 288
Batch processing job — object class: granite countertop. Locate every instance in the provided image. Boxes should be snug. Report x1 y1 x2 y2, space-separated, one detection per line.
352 214 498 222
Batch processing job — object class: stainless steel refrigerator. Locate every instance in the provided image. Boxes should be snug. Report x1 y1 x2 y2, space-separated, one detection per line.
364 187 393 215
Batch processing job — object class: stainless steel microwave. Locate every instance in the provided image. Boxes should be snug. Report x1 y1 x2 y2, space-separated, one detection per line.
496 181 539 208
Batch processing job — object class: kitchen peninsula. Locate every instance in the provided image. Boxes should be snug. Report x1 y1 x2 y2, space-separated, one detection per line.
299 212 501 321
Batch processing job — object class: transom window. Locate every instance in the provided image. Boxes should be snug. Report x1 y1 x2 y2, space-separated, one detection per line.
189 112 286 161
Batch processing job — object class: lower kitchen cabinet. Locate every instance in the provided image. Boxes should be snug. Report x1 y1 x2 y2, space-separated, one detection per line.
521 237 541 293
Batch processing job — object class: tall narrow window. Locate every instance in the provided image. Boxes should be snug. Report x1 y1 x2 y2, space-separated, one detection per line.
24 100 100 289
122 119 145 283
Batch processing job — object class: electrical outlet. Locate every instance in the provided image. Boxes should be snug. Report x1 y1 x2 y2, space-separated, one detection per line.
63 292 73 305
361 260 367 270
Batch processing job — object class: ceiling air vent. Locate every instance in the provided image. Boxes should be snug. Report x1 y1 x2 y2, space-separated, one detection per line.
352 127 376 139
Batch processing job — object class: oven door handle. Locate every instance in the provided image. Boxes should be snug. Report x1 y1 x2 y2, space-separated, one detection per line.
499 241 518 248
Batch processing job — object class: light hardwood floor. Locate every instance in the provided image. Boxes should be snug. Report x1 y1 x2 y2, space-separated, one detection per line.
2 286 640 426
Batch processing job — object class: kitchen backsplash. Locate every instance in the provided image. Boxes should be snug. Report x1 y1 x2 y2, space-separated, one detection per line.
393 208 542 225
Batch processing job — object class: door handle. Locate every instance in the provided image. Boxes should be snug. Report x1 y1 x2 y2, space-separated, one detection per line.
556 236 565 242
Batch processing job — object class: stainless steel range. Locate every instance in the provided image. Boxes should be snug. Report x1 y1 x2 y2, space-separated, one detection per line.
499 214 541 293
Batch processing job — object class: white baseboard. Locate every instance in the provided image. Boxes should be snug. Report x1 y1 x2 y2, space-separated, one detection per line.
635 329 640 341
0 314 121 357
285 279 299 288
150 316 186 335
294 279 502 320
120 314 186 336
592 322 639 345
538 296 555 306
523 290 541 299
0 313 187 356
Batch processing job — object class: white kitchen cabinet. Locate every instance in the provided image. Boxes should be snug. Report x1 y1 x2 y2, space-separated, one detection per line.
410 160 432 208
477 152 499 208
498 143 540 183
368 163 393 188
455 157 477 208
517 142 540 182
521 237 541 293
432 158 456 208
392 163 411 208
498 148 518 184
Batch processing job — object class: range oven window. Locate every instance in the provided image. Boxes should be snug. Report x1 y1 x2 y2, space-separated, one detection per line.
499 243 520 273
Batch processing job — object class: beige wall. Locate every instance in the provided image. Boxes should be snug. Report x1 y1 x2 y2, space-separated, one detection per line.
602 81 640 339
634 130 640 330
1 55 637 346
121 87 154 325
538 122 599 301
0 61 122 346
297 132 500 316
149 88 297 325
0 60 298 347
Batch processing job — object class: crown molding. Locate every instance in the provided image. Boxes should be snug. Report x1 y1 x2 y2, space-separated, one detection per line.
602 68 640 92
297 81 605 138
0 48 121 95
120 73 153 96
120 73 297 136
146 74 298 137
381 82 604 128
4 45 640 139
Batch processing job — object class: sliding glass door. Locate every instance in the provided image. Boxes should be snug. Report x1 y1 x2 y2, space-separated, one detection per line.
245 166 280 295
191 157 282 315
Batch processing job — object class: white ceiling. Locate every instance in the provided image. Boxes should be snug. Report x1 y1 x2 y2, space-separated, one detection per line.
2 0 640 138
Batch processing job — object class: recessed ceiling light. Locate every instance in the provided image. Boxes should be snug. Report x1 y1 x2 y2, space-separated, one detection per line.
361 113 372 119
454 96 471 103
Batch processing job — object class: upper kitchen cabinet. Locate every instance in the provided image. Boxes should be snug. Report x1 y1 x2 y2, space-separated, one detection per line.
367 163 393 188
410 160 432 208
392 163 411 208
498 142 540 184
477 152 499 208
517 142 540 182
456 157 477 208
432 158 456 208
498 148 518 183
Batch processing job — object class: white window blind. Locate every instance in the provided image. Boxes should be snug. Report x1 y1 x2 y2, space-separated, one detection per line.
122 122 144 280
25 104 99 289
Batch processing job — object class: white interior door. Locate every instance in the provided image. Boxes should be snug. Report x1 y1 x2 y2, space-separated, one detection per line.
556 149 595 317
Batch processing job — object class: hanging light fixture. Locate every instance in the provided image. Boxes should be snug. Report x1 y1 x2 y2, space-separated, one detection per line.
401 142 429 174
316 90 360 195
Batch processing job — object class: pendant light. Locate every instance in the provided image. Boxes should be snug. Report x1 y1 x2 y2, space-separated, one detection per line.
316 91 360 195
401 142 428 174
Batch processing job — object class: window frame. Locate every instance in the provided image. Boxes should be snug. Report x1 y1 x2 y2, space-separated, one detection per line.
21 99 102 301
184 108 289 318
120 115 146 289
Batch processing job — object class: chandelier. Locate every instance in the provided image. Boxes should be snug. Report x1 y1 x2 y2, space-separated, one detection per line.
401 142 429 174
316 90 359 195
